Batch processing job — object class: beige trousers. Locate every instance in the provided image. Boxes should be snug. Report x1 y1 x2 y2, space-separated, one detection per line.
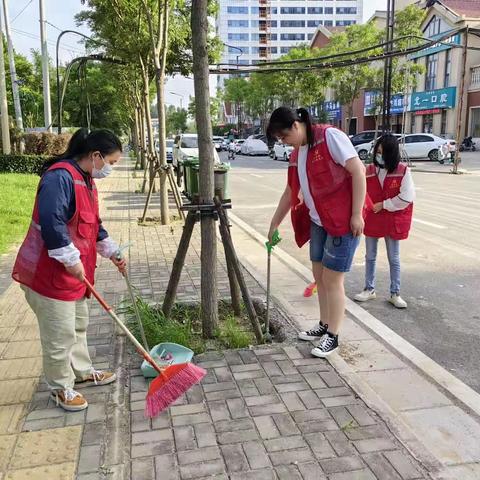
22 286 93 390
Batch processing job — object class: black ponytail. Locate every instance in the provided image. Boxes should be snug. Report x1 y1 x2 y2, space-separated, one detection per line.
266 106 315 148
40 128 122 176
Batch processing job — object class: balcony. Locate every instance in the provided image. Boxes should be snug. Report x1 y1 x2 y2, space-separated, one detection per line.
259 0 269 5
470 65 480 91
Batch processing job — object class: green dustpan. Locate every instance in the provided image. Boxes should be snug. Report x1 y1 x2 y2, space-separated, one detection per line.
141 342 194 378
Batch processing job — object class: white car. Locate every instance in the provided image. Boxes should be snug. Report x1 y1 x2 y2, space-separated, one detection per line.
272 142 294 161
213 136 223 151
402 133 455 161
240 136 269 156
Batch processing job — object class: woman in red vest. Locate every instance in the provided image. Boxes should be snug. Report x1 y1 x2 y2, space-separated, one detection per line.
267 107 368 357
12 129 126 412
354 134 415 309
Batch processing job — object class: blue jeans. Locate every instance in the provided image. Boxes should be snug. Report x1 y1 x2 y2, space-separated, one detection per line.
365 236 401 294
310 223 360 273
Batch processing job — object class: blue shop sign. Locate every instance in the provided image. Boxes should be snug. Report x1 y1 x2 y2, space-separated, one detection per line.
364 91 405 116
408 86 456 111
410 31 461 59
323 100 341 119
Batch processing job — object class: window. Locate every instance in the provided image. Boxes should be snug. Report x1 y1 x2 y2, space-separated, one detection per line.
228 20 248 28
272 8 277 14
270 34 277 40
181 137 198 149
251 47 259 54
281 47 292 54
251 33 259 41
250 20 259 28
324 20 333 27
336 7 357 14
441 109 447 135
270 21 277 27
325 7 333 14
251 7 259 14
444 49 451 87
280 20 305 28
422 116 434 134
280 33 305 41
308 7 323 14
336 20 356 26
308 33 314 40
227 6 248 14
470 108 480 137
308 20 323 28
280 7 305 14
228 46 249 54
228 33 249 41
270 47 278 54
425 54 438 90
411 114 416 133
427 15 441 37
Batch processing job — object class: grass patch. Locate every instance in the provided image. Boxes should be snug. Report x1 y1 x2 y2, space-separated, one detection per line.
119 297 256 354
0 173 38 254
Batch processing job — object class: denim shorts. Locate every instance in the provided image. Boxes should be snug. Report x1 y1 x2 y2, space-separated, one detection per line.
310 222 360 272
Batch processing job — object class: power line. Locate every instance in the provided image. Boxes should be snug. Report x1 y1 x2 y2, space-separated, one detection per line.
11 27 86 54
11 0 33 23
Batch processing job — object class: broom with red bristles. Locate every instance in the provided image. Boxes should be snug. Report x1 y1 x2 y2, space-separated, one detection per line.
84 279 206 418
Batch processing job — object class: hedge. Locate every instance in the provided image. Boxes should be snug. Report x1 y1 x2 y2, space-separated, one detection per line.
23 132 72 156
0 154 47 175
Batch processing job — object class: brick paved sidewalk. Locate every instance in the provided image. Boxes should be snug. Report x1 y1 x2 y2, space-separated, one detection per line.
0 158 429 479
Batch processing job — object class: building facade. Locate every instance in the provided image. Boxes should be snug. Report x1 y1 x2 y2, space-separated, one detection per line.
216 0 364 85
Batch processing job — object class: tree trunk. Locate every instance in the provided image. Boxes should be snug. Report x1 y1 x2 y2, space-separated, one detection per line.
192 0 218 338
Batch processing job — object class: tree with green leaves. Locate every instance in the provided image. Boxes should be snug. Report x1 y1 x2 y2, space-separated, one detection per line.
166 105 187 135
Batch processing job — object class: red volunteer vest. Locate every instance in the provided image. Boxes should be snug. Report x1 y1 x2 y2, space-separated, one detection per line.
12 162 100 301
288 124 370 247
364 163 413 240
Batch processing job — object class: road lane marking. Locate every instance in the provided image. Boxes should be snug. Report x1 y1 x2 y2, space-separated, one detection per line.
235 204 278 209
413 218 447 229
250 174 264 178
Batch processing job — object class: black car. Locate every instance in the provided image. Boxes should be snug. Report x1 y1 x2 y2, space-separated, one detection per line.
350 131 380 147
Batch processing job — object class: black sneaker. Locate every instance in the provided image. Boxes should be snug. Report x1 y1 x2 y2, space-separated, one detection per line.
311 333 338 358
298 323 328 341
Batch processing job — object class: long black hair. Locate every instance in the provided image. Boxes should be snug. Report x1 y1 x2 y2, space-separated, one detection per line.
266 106 314 148
372 134 401 173
40 128 122 176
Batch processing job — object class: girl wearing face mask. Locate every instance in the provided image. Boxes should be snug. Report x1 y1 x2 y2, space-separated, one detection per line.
267 107 370 357
354 134 415 309
13 128 125 412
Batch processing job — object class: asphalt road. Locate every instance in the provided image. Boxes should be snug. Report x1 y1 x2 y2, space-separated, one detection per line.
223 150 480 393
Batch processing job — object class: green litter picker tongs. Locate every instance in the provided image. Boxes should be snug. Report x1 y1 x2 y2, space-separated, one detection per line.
264 229 282 342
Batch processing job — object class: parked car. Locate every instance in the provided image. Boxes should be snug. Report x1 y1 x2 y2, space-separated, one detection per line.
240 135 269 156
213 136 224 151
354 134 402 161
172 133 221 185
402 133 454 161
350 130 381 147
229 139 245 153
272 142 294 161
166 138 174 163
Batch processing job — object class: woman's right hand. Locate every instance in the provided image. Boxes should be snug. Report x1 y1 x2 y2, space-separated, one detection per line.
268 224 279 244
66 262 85 282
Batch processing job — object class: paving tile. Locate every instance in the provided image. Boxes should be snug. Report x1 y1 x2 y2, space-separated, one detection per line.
4 462 76 480
221 444 249 472
275 464 303 480
177 446 220 465
0 435 16 471
384 450 423 479
9 426 82 469
242 441 270 469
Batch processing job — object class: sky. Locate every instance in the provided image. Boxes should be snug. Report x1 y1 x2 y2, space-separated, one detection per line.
5 0 387 108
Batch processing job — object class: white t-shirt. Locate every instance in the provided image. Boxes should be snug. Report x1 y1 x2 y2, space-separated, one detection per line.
377 166 416 212
297 128 358 226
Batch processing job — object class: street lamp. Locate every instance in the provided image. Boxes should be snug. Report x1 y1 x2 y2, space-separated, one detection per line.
222 42 243 69
168 91 185 109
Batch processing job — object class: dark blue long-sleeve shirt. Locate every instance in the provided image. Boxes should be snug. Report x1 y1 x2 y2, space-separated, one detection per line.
37 159 108 250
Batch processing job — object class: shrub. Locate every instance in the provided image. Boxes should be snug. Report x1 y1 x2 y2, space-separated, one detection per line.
0 154 47 175
23 132 71 156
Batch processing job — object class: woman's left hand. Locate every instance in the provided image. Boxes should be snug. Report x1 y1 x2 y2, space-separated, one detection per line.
373 202 383 213
350 213 364 237
111 255 127 274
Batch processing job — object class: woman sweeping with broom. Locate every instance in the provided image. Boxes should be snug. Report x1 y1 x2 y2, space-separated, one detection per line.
267 107 369 357
12 129 126 412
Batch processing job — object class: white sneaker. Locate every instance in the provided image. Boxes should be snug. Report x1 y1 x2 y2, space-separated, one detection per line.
389 294 407 309
354 289 376 302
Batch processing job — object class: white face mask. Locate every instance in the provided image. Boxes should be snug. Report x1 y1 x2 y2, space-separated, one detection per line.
375 153 384 167
92 154 113 179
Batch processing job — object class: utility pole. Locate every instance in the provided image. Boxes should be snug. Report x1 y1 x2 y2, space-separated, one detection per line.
2 0 23 136
0 4 10 153
39 0 51 132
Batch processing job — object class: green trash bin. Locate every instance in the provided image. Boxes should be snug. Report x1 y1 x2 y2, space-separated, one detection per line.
214 163 230 201
188 164 200 200
182 157 199 198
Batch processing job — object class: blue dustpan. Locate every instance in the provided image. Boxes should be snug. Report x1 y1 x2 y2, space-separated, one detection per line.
141 342 194 378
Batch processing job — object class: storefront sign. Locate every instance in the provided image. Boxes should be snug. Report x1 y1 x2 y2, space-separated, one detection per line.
414 108 441 115
364 91 405 116
410 32 461 59
409 86 456 111
322 100 341 119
